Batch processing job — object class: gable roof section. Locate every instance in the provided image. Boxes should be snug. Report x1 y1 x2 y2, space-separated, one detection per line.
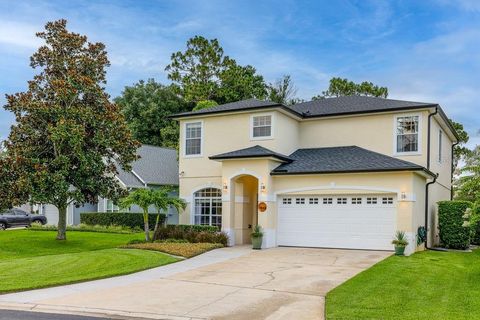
210 145 292 163
116 145 179 187
271 146 434 176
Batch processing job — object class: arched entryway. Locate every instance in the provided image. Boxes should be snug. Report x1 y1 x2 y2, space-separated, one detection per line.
229 174 259 245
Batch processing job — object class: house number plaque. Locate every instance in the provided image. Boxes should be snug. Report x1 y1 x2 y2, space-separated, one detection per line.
258 202 267 212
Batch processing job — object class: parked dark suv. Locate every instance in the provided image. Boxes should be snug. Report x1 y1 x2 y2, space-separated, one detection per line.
0 209 47 230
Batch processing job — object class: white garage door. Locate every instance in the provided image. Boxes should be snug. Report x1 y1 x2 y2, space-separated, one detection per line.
277 195 396 250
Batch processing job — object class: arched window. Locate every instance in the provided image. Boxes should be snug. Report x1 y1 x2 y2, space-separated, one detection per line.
193 188 222 228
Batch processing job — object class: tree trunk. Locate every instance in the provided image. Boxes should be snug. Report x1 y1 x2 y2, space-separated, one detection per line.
153 213 160 241
56 205 67 240
143 212 150 242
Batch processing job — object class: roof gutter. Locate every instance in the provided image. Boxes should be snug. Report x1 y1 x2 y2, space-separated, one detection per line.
270 167 435 177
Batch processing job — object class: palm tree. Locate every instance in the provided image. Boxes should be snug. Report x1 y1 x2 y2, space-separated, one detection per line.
120 188 153 241
151 187 186 239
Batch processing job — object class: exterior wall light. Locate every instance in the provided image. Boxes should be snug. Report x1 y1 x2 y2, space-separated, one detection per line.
223 182 228 191
260 182 266 192
401 192 407 200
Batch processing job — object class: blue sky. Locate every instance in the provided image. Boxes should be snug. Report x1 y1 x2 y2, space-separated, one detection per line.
1 0 479 146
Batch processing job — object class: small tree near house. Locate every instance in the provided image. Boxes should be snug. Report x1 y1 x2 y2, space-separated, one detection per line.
0 20 139 240
151 187 186 238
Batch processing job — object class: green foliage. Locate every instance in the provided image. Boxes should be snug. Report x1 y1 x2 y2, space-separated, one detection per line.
165 35 267 103
251 225 263 238
438 200 473 249
80 212 164 230
450 119 470 170
267 75 298 105
29 223 140 234
0 20 138 240
456 145 480 202
313 77 388 99
153 225 228 246
114 79 192 149
193 100 218 111
391 230 409 247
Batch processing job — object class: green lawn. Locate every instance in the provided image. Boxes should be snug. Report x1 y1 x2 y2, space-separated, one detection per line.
0 230 178 293
326 249 480 320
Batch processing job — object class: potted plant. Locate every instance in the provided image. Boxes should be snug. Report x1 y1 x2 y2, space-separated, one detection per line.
251 225 263 250
392 230 409 256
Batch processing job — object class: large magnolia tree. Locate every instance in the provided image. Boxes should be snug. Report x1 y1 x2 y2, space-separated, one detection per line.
0 19 139 240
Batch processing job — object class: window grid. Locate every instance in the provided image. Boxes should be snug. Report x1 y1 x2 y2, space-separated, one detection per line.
185 122 202 155
337 198 347 204
309 198 319 204
352 197 362 205
366 197 378 204
282 197 292 205
323 198 333 204
396 116 419 153
382 197 394 204
296 198 305 204
193 188 222 229
252 115 272 138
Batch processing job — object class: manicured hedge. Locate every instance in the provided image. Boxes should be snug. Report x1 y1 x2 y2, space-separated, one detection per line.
438 201 472 249
167 224 219 233
153 224 227 245
80 212 165 230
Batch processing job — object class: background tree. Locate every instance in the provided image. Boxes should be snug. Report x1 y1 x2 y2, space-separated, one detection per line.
193 100 218 111
450 119 471 169
120 188 153 241
115 79 191 148
150 187 186 237
456 145 480 202
313 77 388 99
165 36 267 104
267 75 298 105
0 20 138 240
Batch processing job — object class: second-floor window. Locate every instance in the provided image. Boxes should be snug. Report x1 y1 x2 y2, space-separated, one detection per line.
185 122 202 156
396 115 419 153
438 129 443 163
252 115 272 139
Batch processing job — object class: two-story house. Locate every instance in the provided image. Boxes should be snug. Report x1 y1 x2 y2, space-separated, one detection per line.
172 96 458 255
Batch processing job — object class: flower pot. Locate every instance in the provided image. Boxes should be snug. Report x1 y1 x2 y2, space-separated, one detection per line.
394 245 406 256
252 236 263 250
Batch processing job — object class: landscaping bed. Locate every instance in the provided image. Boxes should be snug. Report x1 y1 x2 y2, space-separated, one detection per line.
123 242 223 258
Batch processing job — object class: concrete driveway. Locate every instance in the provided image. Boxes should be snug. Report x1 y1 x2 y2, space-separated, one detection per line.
0 246 390 320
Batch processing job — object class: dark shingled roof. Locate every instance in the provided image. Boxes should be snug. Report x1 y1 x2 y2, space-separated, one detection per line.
289 96 435 117
271 146 434 176
116 145 179 187
172 98 283 118
210 145 292 162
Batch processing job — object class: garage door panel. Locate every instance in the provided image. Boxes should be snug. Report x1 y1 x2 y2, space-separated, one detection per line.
277 195 396 251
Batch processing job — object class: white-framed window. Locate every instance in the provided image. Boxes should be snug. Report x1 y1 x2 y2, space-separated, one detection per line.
309 197 319 204
185 121 202 156
296 197 305 204
438 129 443 163
282 197 292 205
337 197 347 204
382 197 394 204
395 115 420 153
251 114 273 139
193 188 222 228
352 197 362 204
106 199 120 212
323 197 333 204
366 197 378 204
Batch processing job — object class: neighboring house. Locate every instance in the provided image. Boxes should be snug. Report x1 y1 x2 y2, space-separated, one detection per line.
172 96 459 255
21 145 180 226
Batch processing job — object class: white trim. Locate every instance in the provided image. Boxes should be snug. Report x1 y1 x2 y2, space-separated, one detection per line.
250 112 274 141
393 112 422 156
130 169 147 187
183 120 204 158
274 185 400 199
189 184 222 225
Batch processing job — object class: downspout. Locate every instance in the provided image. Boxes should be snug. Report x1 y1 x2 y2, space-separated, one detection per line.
451 141 459 200
424 107 438 249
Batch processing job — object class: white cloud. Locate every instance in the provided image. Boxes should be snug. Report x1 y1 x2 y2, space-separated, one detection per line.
0 21 42 49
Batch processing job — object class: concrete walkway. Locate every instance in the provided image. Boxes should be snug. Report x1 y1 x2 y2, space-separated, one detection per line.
0 246 391 320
